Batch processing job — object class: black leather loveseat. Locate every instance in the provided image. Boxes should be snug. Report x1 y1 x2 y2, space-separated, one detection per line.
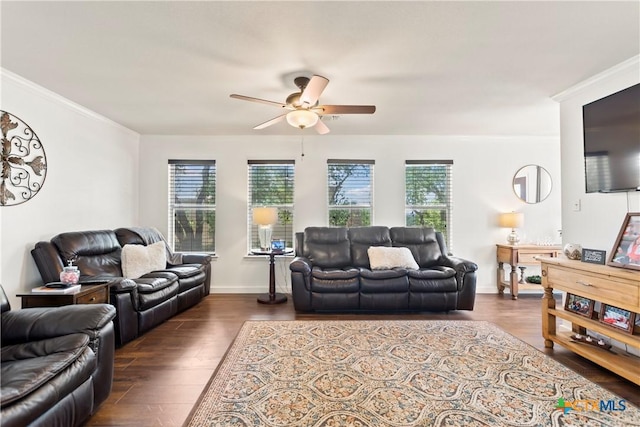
1 285 116 427
290 226 477 312
31 227 211 346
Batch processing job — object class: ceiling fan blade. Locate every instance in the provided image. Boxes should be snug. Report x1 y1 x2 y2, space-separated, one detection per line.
230 94 288 109
314 119 331 135
300 75 329 107
315 105 376 115
254 114 287 130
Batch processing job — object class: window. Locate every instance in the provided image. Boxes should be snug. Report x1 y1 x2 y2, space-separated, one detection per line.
248 160 295 250
168 160 216 253
405 160 453 247
327 160 374 226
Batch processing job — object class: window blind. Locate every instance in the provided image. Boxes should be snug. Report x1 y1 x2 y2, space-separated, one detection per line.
168 160 216 253
405 160 453 248
247 160 295 250
327 159 374 226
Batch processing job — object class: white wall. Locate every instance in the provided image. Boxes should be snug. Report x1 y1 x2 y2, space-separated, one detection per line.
0 70 140 309
555 56 640 252
1 69 563 306
139 134 562 294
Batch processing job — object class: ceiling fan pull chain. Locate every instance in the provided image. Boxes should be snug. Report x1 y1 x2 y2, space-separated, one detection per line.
300 135 305 160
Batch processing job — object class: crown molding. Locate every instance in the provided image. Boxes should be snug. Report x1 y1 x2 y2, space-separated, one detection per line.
551 55 640 102
1 68 139 138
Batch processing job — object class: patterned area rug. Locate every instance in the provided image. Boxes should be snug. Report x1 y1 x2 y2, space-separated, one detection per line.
186 320 639 426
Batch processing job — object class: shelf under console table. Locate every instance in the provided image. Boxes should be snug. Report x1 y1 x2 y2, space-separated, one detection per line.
539 256 640 385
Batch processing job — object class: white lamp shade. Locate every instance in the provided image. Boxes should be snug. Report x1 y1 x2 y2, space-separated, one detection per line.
286 110 319 129
253 207 278 225
498 212 524 229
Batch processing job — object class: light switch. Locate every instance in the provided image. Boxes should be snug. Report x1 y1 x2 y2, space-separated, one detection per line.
572 199 581 212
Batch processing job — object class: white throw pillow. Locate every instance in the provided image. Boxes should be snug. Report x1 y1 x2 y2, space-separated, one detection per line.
121 241 167 279
367 246 419 270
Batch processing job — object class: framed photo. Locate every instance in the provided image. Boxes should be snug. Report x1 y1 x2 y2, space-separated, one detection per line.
598 304 636 334
564 293 595 318
608 212 640 271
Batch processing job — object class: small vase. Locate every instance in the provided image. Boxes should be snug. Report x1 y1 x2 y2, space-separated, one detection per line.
563 243 582 260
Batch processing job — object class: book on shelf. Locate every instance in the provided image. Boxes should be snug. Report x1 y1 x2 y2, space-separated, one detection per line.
31 284 82 294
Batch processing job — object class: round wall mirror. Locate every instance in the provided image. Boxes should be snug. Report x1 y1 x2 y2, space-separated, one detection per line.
513 165 552 204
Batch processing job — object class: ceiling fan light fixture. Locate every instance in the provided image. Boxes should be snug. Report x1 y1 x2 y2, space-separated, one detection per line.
286 109 318 129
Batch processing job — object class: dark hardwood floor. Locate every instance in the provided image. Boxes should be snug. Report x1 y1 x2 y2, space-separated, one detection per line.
87 293 639 426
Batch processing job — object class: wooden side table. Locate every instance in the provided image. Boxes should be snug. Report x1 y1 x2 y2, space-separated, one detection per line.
496 244 561 299
251 249 293 304
17 283 109 308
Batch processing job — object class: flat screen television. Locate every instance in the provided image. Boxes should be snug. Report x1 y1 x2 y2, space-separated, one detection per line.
582 83 640 193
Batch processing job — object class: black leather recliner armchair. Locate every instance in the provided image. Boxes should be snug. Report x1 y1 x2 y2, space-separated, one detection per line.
0 285 116 427
290 226 477 312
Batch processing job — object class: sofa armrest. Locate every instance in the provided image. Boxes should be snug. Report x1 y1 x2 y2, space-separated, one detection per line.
442 256 478 273
107 278 137 293
1 304 116 345
442 256 477 310
289 256 312 275
180 253 212 265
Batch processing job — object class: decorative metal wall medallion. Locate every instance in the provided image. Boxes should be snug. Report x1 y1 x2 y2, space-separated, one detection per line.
1 111 47 206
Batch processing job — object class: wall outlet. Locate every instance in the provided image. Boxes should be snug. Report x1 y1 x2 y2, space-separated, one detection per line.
572 199 581 212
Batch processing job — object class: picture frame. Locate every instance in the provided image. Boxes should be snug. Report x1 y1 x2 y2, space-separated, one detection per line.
598 304 636 334
564 293 595 318
608 212 640 271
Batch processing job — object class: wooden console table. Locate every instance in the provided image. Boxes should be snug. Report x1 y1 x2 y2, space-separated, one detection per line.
540 256 640 385
496 244 561 299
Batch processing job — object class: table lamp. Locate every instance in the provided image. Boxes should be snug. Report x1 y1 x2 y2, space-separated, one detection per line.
499 212 524 245
253 207 278 250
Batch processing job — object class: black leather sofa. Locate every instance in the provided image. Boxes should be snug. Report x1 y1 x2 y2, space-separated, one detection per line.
31 227 212 347
290 226 477 312
0 285 116 427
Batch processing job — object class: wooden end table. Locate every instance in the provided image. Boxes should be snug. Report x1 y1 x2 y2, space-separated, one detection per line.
17 283 109 308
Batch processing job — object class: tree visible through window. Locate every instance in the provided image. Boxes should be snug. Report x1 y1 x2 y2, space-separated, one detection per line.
405 160 453 247
248 160 295 250
168 160 216 253
328 160 374 226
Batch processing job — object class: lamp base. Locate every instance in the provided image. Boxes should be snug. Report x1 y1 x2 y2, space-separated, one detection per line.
507 230 520 245
258 225 273 251
257 293 288 304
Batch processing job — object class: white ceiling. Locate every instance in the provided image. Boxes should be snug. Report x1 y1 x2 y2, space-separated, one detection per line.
1 1 638 136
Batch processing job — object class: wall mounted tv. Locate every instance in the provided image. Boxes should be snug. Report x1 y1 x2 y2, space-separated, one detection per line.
583 82 640 193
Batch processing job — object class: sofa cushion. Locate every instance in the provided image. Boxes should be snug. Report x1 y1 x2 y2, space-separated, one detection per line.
163 264 207 293
368 246 419 270
408 267 458 293
121 242 166 279
359 268 408 279
311 266 360 280
304 227 351 268
1 334 92 406
390 227 443 268
348 226 391 268
407 266 456 280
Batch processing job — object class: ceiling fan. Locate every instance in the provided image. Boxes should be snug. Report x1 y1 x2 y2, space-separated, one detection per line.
230 75 375 134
